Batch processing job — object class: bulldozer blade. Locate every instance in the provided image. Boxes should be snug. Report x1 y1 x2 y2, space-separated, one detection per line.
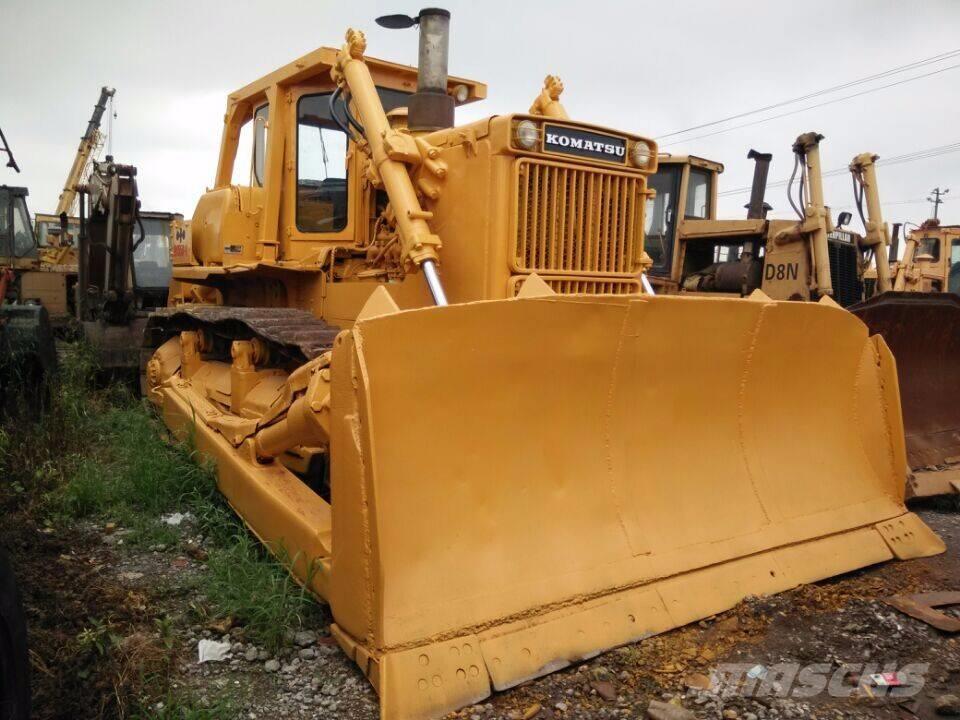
323 292 942 719
850 292 960 495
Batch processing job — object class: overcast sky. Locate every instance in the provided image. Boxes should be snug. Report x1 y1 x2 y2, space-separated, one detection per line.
3 0 959 233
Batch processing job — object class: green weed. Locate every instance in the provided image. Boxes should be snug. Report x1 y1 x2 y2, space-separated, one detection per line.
201 532 322 650
130 694 235 720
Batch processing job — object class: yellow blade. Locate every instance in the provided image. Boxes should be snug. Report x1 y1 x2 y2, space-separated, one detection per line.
326 292 943 719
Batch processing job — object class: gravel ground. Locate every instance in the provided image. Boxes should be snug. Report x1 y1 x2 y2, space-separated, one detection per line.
10 504 960 719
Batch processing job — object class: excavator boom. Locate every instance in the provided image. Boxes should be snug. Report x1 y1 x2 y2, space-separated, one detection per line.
56 86 115 217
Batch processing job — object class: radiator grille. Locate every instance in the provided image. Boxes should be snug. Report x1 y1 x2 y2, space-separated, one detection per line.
828 238 863 308
514 159 644 275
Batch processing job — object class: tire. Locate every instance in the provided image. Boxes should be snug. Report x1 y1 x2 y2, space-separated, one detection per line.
0 550 30 720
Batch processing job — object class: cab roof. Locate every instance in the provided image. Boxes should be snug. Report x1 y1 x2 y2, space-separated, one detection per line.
656 153 724 173
229 46 487 107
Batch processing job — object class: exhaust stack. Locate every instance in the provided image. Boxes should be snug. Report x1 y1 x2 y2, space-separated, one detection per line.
745 149 773 219
891 222 902 261
409 8 454 130
377 8 454 131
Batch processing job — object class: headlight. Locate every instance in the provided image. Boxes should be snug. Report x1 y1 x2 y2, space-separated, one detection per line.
452 84 469 104
515 120 539 150
630 141 652 168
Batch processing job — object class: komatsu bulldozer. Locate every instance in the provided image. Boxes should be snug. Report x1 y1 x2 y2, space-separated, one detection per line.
144 11 943 719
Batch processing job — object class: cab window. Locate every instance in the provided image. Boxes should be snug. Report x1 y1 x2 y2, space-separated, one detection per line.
12 195 35 258
917 236 941 262
685 168 711 219
36 218 80 247
134 217 173 289
296 89 410 234
297 93 349 233
644 165 681 272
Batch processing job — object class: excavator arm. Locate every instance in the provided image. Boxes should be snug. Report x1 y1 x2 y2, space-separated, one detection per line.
55 86 115 217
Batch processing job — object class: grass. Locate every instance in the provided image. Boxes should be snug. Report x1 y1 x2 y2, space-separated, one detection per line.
131 694 236 720
203 534 320 650
0 341 323 715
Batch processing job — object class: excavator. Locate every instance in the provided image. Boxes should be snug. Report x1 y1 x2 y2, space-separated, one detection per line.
144 10 943 719
22 87 115 325
0 131 57 409
648 137 960 498
73 159 182 372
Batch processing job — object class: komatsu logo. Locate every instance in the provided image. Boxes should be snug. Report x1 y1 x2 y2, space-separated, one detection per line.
542 124 627 163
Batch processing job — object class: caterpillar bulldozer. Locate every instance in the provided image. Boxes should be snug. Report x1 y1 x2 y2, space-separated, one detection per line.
850 211 960 498
646 138 960 498
644 132 887 306
144 11 943 719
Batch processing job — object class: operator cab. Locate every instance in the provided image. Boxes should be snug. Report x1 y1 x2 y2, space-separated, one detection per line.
0 186 37 265
902 223 960 294
134 212 177 306
644 156 728 291
34 214 80 249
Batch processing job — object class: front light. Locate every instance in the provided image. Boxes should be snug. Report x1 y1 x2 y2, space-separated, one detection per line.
515 120 539 150
630 141 652 168
452 84 469 104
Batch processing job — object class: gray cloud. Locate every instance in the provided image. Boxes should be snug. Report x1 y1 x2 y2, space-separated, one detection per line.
3 0 958 230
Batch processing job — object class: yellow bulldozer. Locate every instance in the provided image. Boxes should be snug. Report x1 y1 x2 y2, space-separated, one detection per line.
646 137 960 498
852 215 960 497
644 133 887 306
144 10 943 719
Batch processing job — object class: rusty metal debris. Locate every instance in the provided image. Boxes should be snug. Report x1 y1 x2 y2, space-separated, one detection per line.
886 592 960 632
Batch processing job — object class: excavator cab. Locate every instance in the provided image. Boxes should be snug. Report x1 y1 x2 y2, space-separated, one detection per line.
0 186 56 403
0 187 38 266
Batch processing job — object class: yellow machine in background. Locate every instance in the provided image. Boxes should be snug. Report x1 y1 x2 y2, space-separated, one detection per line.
849 185 960 497
146 10 942 719
19 87 115 326
644 133 888 306
645 139 960 498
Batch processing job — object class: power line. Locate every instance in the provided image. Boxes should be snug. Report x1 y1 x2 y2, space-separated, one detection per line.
658 62 960 148
657 48 960 140
716 142 960 197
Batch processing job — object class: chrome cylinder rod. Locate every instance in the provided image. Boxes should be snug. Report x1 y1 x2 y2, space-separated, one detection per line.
640 274 656 295
422 259 448 306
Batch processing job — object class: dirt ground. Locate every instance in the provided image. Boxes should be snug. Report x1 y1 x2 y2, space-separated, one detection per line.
4 502 960 719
